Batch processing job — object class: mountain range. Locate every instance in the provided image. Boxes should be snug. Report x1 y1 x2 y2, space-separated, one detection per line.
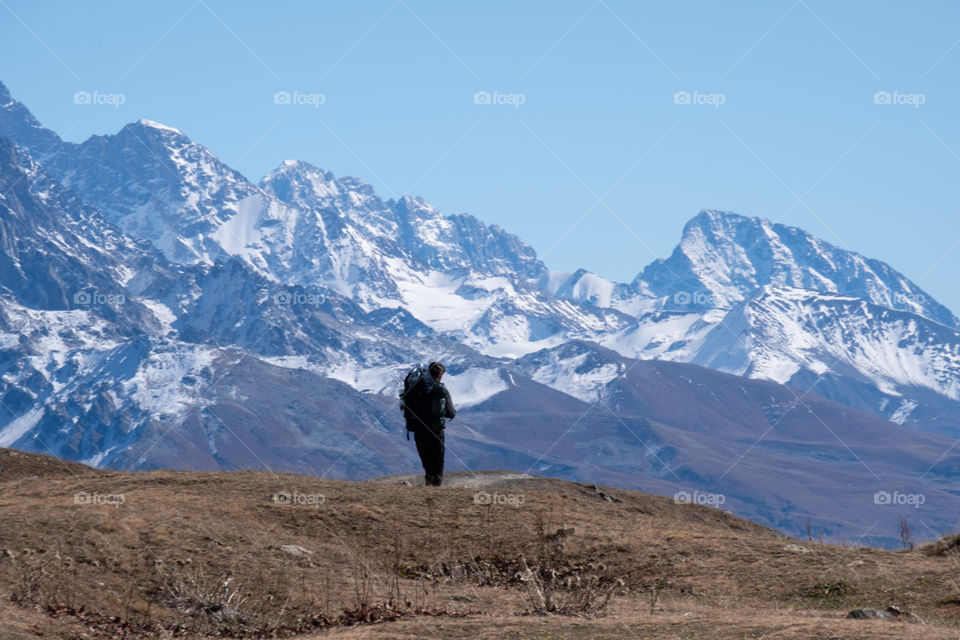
0 80 957 547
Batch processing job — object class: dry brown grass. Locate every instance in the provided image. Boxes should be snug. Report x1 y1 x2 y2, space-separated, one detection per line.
1 448 959 639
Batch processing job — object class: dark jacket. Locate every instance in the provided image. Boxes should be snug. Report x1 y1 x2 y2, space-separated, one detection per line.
406 374 456 432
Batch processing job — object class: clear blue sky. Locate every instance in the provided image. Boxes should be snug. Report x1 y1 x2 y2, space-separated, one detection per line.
3 1 960 313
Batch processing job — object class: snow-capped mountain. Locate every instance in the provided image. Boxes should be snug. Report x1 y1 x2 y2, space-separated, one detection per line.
255 159 629 355
1 79 958 546
0 136 158 329
545 211 960 431
0 129 497 472
636 209 958 326
2 88 626 357
552 208 958 326
32 116 299 269
688 286 960 433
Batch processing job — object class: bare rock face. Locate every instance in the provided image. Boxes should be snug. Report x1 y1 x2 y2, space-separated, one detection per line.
847 608 894 620
847 606 925 623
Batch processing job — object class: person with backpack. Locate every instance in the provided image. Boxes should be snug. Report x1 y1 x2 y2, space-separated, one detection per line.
400 361 456 486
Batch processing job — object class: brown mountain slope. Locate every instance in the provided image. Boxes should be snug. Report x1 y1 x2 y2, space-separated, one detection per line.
0 448 958 640
0 447 99 481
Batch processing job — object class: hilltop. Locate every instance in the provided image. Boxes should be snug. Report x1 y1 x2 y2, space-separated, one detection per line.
1 448 959 639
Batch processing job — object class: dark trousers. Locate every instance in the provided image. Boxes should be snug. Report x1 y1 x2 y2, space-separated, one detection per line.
414 427 444 485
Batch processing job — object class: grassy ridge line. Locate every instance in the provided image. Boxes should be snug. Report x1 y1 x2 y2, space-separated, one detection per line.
0 448 957 639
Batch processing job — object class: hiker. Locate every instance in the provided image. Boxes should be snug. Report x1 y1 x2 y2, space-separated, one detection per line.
401 362 456 486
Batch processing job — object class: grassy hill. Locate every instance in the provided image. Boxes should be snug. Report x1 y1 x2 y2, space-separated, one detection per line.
1 447 957 639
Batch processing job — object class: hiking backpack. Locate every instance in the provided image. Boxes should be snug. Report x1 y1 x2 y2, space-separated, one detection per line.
399 365 429 438
399 365 450 438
